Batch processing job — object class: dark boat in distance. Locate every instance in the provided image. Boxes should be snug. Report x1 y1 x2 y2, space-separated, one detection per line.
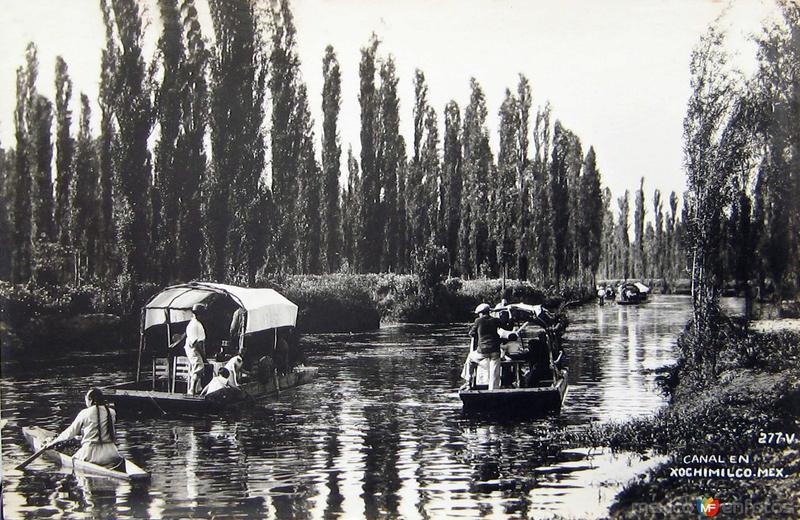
616 282 650 305
103 282 317 415
458 303 569 414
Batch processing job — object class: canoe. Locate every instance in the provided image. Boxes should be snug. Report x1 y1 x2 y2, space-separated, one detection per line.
459 370 568 414
21 426 149 481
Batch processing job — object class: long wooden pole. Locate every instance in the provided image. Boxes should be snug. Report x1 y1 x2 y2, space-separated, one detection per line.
135 309 145 383
16 440 61 470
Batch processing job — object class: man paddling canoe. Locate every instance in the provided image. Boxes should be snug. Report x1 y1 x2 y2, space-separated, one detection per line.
47 388 123 468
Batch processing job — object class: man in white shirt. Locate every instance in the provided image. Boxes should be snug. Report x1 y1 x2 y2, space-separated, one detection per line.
185 303 207 395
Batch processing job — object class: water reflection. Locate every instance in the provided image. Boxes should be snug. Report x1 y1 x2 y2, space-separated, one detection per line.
2 295 704 518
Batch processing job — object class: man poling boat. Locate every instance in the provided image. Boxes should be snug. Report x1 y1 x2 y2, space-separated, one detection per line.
458 302 569 415
103 282 318 415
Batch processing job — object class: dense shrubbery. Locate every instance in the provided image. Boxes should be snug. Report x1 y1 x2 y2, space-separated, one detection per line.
280 274 590 328
1 275 593 344
276 274 381 333
0 280 160 354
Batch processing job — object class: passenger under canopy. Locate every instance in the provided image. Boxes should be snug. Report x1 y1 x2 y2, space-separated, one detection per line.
144 282 298 332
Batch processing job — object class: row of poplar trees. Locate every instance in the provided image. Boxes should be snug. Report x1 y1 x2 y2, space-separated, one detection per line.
1 0 628 291
684 1 800 346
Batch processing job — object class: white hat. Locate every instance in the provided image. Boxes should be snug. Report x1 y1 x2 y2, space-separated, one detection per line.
474 303 491 314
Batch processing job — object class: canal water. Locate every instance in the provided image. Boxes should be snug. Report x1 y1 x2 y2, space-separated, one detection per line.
1 295 734 519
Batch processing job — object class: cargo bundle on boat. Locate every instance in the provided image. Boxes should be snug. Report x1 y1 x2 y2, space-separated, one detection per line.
458 302 568 414
104 282 317 415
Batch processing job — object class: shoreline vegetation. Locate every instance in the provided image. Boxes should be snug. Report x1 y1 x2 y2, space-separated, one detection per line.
0 275 595 356
569 318 800 519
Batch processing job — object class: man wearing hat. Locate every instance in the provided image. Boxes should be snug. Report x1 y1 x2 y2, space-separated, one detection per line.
462 303 504 390
185 303 207 395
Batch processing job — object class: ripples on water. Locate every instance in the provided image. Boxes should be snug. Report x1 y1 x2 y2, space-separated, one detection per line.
2 295 738 518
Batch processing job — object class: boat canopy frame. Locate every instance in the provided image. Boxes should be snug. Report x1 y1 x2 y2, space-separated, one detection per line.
135 281 298 382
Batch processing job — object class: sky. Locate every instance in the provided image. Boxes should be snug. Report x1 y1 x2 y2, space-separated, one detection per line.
0 0 779 201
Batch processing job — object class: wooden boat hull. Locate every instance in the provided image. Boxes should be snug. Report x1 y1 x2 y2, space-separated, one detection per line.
459 375 568 414
616 298 647 305
104 366 318 416
21 426 149 481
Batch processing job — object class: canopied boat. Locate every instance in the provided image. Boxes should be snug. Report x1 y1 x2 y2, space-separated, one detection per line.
616 282 650 304
458 303 568 415
103 282 317 415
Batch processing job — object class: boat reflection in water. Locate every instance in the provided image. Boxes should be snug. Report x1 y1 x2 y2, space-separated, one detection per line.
2 295 726 518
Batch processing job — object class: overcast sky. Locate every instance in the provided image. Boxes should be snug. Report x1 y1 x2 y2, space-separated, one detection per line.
0 0 778 201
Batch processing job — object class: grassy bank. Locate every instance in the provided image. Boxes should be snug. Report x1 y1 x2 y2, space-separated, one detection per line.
570 323 800 518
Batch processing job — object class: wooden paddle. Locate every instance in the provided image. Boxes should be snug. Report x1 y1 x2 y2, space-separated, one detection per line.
15 438 62 470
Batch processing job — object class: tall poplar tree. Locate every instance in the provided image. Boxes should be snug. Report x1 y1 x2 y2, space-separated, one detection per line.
54 57 74 247
633 177 646 277
652 189 665 282
407 70 429 264
463 78 493 277
495 89 519 278
549 121 572 286
0 143 9 281
342 147 360 268
97 0 117 279
29 95 54 245
683 25 738 346
516 75 532 279
269 0 301 271
70 95 99 278
176 0 208 281
530 103 553 283
23 45 55 246
378 57 403 272
11 67 31 282
295 85 322 274
617 190 631 279
154 0 184 283
579 147 603 284
321 45 342 273
207 0 267 281
442 100 463 270
357 35 381 272
111 0 154 287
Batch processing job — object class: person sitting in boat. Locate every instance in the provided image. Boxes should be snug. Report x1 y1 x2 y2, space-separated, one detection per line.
461 303 508 391
275 333 290 376
224 347 248 387
48 388 123 468
228 307 245 351
201 367 231 396
185 303 208 395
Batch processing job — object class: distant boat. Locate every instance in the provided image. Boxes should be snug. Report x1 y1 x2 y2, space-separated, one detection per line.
103 282 318 416
458 303 569 415
21 426 149 481
616 282 650 305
